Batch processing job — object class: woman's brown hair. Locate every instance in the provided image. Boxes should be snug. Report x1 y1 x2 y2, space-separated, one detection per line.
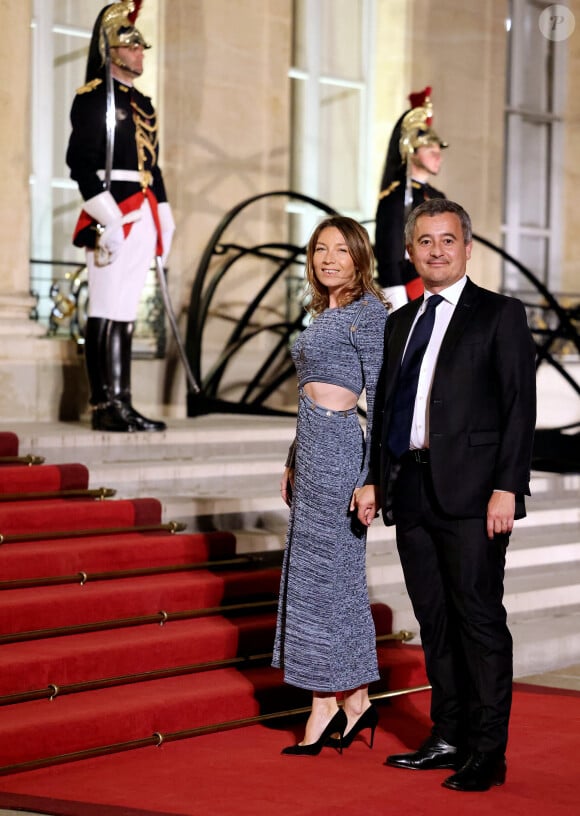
304 216 385 316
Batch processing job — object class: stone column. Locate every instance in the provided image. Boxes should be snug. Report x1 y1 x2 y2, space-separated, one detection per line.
0 0 40 333
0 0 87 423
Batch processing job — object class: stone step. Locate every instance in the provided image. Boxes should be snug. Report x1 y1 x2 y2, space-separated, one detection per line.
391 603 580 680
161 492 290 538
87 454 285 497
2 418 295 466
368 533 580 609
504 561 580 613
370 568 580 674
510 603 580 677
508 524 580 568
367 523 580 572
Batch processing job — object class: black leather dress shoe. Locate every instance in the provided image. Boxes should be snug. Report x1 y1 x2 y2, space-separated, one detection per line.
91 403 137 433
123 405 167 432
442 751 507 791
385 735 462 770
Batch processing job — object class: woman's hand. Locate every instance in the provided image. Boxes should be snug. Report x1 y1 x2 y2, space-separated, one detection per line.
280 467 295 507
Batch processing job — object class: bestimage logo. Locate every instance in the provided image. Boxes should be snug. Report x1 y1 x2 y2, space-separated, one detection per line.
538 4 576 41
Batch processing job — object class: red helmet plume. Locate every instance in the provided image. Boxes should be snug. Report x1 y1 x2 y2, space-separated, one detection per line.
128 0 143 24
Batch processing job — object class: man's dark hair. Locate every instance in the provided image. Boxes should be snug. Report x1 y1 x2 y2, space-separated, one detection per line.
405 199 472 245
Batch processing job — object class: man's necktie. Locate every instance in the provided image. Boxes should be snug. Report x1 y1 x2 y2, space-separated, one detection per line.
387 294 444 458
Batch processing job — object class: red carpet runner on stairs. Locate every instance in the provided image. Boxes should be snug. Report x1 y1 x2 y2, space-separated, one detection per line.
1 430 576 816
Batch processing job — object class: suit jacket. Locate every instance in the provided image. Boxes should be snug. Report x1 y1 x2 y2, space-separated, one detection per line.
368 277 537 525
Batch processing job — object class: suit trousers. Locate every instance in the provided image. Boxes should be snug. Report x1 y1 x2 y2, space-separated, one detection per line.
392 454 513 754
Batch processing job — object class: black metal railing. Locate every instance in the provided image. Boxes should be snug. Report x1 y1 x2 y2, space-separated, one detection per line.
184 191 338 417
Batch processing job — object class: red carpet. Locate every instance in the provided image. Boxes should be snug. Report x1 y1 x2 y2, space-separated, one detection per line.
0 463 89 493
1 429 577 814
0 684 576 816
0 432 19 457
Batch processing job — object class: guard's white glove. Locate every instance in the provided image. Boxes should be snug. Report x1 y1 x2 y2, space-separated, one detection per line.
382 285 408 312
83 190 140 266
158 202 176 265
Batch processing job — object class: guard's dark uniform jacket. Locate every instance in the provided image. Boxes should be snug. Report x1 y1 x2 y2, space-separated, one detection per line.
66 76 167 249
374 171 445 300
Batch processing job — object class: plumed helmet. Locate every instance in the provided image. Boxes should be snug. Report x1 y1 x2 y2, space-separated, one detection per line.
379 86 448 190
399 86 448 162
85 1 150 82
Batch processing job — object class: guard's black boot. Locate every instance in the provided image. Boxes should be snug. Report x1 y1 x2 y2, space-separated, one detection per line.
84 317 109 407
112 321 166 432
85 317 137 432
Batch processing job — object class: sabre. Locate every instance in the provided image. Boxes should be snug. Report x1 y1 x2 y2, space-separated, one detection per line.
154 256 201 395
102 29 115 192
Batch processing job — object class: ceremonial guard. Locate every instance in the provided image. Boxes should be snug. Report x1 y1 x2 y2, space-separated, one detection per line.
66 0 174 431
375 88 447 310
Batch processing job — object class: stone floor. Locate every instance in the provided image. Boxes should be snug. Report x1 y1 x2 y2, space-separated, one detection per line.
517 660 580 691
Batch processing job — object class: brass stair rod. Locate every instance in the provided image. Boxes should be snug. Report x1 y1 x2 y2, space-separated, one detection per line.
0 553 264 590
155 683 433 742
0 454 45 466
0 735 159 778
0 652 273 707
0 487 116 502
0 682 432 778
0 520 187 545
0 632 415 707
0 598 279 645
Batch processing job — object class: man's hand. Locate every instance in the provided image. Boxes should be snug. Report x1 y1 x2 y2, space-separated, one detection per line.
486 491 515 540
351 484 380 527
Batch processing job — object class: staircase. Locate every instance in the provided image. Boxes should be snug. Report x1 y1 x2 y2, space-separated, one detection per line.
5 416 580 682
0 421 429 776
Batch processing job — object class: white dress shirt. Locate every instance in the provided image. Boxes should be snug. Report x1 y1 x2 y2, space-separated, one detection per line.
408 276 467 450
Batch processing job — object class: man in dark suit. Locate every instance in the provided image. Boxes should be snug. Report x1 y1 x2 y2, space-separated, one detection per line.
354 199 536 792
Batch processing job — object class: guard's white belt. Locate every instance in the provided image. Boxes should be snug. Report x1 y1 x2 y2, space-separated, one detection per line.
97 169 143 183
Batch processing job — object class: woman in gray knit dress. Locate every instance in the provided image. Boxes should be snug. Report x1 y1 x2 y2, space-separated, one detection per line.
272 215 388 755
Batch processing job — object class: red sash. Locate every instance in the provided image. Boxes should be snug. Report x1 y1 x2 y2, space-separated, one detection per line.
72 189 163 256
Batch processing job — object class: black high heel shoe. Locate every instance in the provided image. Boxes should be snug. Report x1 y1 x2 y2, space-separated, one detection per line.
327 704 379 749
281 708 347 756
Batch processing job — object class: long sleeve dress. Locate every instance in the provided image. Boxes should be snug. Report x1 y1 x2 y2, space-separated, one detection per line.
272 292 388 691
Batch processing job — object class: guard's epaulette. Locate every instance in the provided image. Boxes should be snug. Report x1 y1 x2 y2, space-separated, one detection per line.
378 180 401 200
76 78 103 95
